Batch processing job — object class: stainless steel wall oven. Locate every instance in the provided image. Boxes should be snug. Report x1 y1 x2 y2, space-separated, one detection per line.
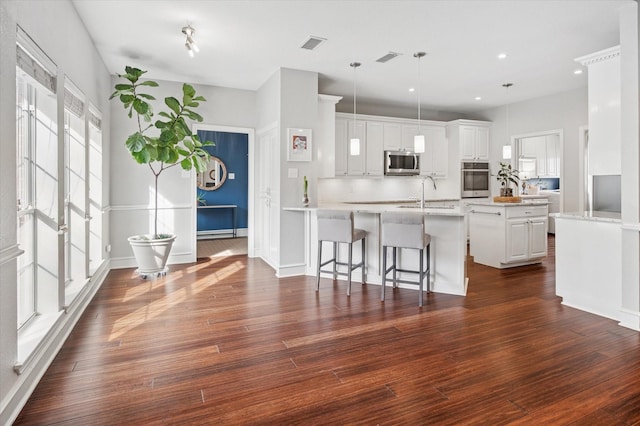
461 162 490 198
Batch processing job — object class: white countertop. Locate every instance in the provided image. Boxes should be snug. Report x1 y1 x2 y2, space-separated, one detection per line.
284 202 466 217
552 211 621 223
465 200 549 207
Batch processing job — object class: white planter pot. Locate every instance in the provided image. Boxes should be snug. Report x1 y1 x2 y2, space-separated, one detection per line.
128 234 176 277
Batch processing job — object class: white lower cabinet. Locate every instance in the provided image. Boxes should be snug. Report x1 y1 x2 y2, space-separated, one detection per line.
469 203 548 268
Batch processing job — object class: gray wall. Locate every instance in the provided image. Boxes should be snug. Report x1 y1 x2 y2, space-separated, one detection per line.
479 87 588 213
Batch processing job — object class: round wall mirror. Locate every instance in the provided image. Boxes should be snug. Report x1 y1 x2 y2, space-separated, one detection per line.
197 156 227 191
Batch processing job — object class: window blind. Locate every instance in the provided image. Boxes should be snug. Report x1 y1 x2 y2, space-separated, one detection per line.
16 26 57 94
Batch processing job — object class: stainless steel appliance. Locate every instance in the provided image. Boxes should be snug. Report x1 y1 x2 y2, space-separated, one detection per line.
384 151 420 176
461 161 490 198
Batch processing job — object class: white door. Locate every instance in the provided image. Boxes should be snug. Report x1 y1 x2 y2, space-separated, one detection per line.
257 127 279 268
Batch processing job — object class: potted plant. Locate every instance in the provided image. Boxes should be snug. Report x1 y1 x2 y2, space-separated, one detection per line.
110 66 212 277
496 161 520 197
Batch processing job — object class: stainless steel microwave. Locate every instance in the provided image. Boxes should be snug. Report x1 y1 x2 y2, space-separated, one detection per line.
461 161 490 198
384 151 420 176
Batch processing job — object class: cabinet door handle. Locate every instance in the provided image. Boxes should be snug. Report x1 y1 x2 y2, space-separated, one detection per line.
470 210 501 215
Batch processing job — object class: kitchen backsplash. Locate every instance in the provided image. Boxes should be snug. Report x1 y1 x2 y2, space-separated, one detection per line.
317 177 458 203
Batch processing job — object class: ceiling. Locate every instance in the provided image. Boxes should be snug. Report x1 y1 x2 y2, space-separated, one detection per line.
72 0 629 114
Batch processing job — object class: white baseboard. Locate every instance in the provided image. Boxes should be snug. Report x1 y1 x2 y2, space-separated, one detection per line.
618 308 640 331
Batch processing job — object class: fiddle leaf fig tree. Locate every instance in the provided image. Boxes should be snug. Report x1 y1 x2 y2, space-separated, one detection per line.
110 66 212 238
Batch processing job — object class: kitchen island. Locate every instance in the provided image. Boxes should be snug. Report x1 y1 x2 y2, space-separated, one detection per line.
284 202 468 296
467 200 549 269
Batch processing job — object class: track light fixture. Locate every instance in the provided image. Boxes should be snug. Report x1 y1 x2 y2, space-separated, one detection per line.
182 25 199 58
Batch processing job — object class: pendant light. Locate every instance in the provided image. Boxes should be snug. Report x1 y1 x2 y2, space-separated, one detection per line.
413 52 426 153
502 83 513 159
350 62 361 156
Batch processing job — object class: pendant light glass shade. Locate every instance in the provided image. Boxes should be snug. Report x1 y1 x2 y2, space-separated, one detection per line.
350 137 360 156
502 145 512 159
350 62 361 156
414 134 425 153
413 52 426 153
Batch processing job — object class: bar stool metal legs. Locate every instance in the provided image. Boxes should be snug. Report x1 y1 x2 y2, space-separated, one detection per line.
380 212 432 307
316 210 367 296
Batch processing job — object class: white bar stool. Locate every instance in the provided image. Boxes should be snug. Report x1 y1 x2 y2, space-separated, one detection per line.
316 209 367 296
381 211 431 307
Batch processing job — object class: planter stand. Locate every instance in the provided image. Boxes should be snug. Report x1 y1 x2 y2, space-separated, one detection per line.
128 234 176 279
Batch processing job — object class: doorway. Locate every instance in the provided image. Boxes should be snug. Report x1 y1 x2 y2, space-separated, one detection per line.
191 124 255 260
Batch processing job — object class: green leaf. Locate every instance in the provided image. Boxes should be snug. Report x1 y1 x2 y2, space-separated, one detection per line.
155 120 168 129
177 148 190 156
193 155 207 173
166 148 179 164
159 129 177 144
180 158 192 170
120 94 134 104
158 111 172 119
185 110 203 122
125 132 146 153
193 95 206 102
165 97 181 115
137 93 156 100
139 80 159 87
183 83 196 99
145 145 158 161
115 83 133 91
157 146 170 162
184 139 195 151
132 148 150 164
133 99 149 115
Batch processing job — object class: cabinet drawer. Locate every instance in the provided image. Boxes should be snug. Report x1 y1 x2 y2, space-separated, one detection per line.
506 205 548 219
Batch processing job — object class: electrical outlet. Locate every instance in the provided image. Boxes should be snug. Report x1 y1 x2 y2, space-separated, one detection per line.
105 244 111 253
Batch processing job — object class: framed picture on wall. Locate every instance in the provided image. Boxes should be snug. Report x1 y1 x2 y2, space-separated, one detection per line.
287 128 312 162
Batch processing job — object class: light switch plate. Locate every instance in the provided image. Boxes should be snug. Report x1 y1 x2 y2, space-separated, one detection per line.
229 172 235 179
288 168 298 178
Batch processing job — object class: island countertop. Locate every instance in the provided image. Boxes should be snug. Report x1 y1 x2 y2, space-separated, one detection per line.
284 203 466 217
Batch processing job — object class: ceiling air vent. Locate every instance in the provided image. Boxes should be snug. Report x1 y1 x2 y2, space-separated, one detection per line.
376 51 401 63
301 36 327 51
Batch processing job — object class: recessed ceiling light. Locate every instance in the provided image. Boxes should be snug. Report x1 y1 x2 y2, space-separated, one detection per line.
475 96 482 101
574 69 583 75
409 87 415 92
498 53 508 60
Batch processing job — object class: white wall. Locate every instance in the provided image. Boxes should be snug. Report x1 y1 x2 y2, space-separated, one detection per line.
0 1 112 424
479 88 588 213
109 78 256 266
619 2 640 330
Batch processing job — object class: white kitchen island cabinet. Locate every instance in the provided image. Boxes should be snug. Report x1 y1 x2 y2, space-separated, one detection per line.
284 203 468 296
468 202 548 269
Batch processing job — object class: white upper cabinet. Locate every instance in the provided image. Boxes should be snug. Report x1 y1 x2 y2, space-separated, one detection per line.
401 124 420 151
335 118 348 176
458 123 490 161
364 121 384 176
420 125 448 178
382 122 402 151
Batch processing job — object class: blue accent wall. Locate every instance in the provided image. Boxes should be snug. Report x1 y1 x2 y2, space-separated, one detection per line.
196 131 248 233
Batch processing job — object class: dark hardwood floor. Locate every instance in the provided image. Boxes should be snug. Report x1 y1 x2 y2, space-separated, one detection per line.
15 236 640 425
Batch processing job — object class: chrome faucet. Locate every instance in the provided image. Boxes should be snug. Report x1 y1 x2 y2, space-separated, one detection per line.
420 175 437 208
